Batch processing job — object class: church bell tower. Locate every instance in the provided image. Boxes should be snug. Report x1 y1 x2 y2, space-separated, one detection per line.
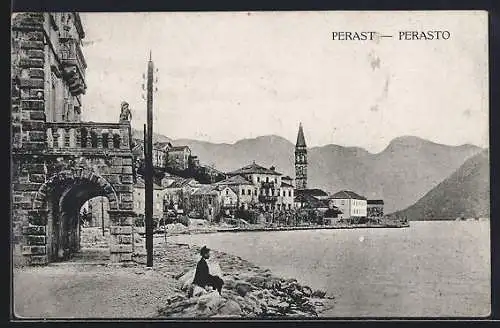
295 123 307 190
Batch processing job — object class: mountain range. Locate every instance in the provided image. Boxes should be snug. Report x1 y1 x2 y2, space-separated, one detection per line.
391 149 489 220
132 129 484 213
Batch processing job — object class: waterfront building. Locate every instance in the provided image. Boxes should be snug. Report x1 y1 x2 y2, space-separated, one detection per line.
189 185 221 222
227 162 293 212
163 178 201 212
330 190 368 220
295 123 308 190
216 175 257 210
367 199 384 218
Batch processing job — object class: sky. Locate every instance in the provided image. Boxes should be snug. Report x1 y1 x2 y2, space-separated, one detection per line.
79 11 488 153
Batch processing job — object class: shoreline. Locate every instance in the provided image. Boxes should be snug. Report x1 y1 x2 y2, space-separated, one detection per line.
136 239 335 318
141 222 410 238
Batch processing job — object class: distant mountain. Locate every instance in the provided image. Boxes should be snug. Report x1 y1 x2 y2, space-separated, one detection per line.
391 149 489 220
131 128 172 144
132 129 483 213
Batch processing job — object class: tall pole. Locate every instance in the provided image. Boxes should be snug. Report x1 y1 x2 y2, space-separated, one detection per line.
145 51 154 267
101 196 104 236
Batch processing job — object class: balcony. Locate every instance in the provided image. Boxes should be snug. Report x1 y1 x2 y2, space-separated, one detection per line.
45 121 132 155
59 39 86 96
261 181 275 189
258 195 278 203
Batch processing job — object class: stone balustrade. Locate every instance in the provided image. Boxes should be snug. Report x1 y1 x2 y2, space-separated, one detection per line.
46 121 132 153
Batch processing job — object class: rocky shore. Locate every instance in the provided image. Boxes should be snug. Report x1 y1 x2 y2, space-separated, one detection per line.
133 241 335 318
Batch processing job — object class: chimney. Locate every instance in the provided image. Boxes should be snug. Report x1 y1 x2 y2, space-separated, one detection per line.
270 166 275 171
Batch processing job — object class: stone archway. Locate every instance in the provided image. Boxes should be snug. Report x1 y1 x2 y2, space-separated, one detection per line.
23 167 135 265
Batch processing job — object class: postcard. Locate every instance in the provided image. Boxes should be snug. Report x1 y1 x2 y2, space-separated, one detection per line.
11 10 489 319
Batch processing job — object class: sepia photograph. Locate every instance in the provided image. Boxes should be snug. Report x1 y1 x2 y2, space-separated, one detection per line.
11 10 490 319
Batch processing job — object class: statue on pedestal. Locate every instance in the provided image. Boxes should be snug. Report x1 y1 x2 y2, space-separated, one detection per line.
119 101 132 122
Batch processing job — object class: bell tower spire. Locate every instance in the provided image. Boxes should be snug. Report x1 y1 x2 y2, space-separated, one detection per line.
295 122 307 190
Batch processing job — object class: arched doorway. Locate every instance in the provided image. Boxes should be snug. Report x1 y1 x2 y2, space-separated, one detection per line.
46 179 116 262
34 169 120 263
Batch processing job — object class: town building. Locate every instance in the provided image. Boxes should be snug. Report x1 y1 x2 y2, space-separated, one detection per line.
217 185 239 212
167 145 192 171
294 189 329 208
132 140 170 169
295 123 308 190
133 177 164 220
227 162 294 212
330 190 368 220
282 175 294 188
189 185 221 222
216 175 257 210
163 177 201 206
367 199 384 218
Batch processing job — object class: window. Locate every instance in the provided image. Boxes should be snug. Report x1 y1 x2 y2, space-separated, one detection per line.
266 177 269 183
257 177 260 182
241 189 244 195
226 190 228 195
255 190 258 195
275 178 277 183
248 189 251 195
288 190 292 197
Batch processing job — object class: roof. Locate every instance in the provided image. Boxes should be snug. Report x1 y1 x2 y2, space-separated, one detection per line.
216 175 253 186
295 188 329 197
191 185 218 196
281 182 294 188
367 199 384 205
228 162 282 176
167 178 199 188
330 190 367 200
296 123 307 147
282 175 293 181
295 193 331 208
134 177 163 190
156 141 173 149
169 145 191 152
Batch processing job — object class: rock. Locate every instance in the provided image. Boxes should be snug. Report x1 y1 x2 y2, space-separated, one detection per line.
179 269 196 290
311 289 327 298
217 299 242 316
190 284 208 297
301 286 312 297
246 275 267 288
291 289 304 300
235 282 252 297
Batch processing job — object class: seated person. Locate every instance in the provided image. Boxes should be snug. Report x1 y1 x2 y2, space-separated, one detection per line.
192 246 224 295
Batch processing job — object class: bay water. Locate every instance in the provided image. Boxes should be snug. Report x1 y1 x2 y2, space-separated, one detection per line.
169 221 490 317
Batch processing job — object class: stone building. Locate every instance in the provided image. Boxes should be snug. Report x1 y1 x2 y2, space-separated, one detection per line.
11 13 135 266
189 185 221 222
330 190 368 220
132 140 170 169
295 123 308 190
216 175 257 210
163 178 201 213
294 189 329 208
226 162 294 212
167 145 191 171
